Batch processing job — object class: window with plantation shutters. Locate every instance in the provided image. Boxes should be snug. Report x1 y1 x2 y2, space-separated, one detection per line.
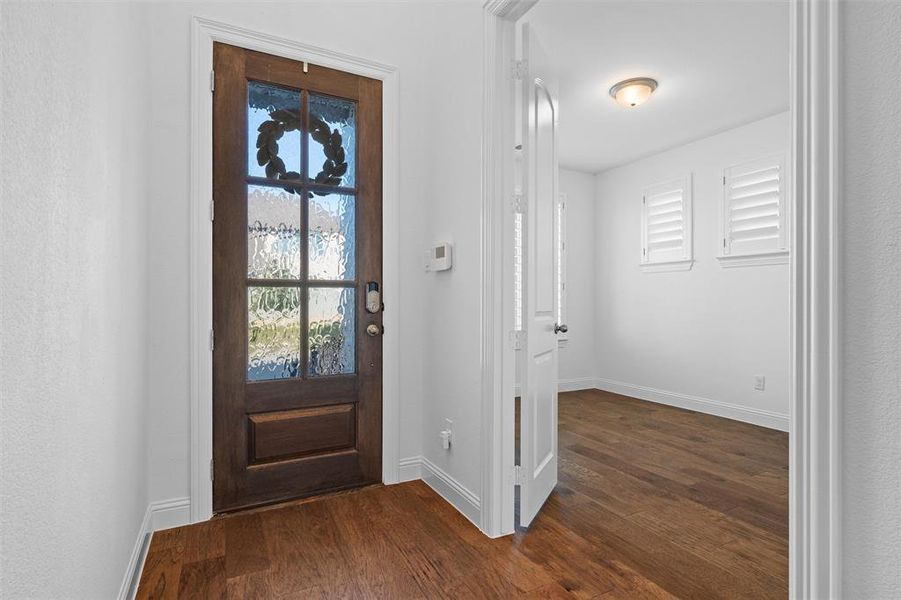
640 175 693 272
719 155 788 266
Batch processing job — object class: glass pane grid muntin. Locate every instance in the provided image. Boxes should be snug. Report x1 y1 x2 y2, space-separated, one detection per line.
244 81 359 383
245 281 357 383
244 186 358 289
246 79 359 191
246 176 357 196
244 186 357 381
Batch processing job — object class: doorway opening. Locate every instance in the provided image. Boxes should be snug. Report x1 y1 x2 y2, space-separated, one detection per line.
510 2 793 595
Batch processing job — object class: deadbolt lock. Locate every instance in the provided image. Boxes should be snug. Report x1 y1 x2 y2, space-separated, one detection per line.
366 282 382 314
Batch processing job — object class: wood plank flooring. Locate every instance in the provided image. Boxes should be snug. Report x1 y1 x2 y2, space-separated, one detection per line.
136 389 788 599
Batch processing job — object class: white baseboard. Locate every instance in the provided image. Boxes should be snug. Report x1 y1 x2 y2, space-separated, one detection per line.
119 497 192 600
397 455 481 528
515 376 597 398
558 376 597 393
397 455 423 482
593 377 790 432
421 456 481 527
118 504 153 600
150 497 191 532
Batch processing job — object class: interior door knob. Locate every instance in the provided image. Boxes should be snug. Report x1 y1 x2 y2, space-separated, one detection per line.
554 323 568 334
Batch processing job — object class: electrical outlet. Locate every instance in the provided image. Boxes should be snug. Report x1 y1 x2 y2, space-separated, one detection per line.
754 375 766 391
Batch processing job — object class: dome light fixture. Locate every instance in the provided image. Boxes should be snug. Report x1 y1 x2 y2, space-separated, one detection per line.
608 77 658 108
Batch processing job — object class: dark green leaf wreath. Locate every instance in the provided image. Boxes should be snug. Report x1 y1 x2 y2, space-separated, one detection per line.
255 108 348 196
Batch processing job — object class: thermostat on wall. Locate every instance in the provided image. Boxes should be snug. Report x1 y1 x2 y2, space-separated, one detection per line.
426 242 453 272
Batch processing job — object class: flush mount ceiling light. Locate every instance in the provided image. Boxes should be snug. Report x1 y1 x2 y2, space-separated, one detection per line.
608 77 658 108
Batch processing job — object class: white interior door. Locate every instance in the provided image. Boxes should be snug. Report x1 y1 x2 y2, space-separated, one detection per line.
518 21 561 528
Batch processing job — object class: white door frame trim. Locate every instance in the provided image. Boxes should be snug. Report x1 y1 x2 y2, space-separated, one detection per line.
480 1 842 597
189 16 401 522
789 0 842 596
480 0 537 539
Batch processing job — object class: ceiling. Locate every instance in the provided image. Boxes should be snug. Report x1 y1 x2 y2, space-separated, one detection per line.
522 1 790 173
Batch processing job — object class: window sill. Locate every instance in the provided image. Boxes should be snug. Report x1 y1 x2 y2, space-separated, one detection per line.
639 259 694 273
717 251 789 268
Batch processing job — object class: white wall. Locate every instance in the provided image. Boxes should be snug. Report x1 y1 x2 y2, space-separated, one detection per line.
841 1 901 595
593 112 791 429
412 5 484 504
0 3 151 598
144 1 483 509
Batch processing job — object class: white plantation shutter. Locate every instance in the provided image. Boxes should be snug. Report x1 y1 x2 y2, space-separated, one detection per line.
722 155 787 258
641 175 693 269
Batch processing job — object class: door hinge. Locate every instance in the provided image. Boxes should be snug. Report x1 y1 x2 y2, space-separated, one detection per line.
209 200 214 222
723 237 727 249
723 175 727 185
512 192 525 214
513 465 523 486
209 329 215 352
512 59 527 80
210 458 214 481
642 247 647 257
210 69 215 93
509 329 525 350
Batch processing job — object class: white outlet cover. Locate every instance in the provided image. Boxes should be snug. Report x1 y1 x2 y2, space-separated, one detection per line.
754 376 766 391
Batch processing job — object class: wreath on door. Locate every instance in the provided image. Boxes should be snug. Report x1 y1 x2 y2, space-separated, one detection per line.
254 108 348 196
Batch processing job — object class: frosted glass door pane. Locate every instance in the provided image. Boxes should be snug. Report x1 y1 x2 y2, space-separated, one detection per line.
308 94 356 188
248 287 301 381
247 185 301 279
248 82 301 180
309 193 355 280
308 288 355 376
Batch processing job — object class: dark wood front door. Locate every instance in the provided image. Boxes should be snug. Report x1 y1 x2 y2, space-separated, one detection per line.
212 43 383 513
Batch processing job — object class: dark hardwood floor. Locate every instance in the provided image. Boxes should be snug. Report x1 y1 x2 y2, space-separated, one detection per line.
137 389 788 599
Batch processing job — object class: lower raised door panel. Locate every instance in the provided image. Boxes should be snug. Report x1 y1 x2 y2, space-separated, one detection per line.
249 404 356 463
